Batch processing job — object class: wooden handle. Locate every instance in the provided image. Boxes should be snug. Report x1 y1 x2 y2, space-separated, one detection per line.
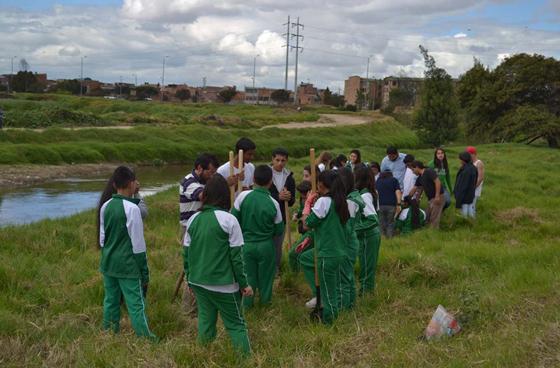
284 201 291 249
237 149 244 194
229 151 235 205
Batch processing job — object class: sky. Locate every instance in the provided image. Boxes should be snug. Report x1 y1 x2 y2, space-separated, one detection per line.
0 0 559 91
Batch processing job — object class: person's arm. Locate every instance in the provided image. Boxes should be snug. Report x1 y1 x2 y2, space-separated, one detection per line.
230 191 246 222
272 199 284 236
136 197 149 219
476 161 485 187
287 175 296 207
182 228 191 280
226 216 249 289
454 171 465 209
380 157 389 172
126 205 149 285
394 188 402 219
434 177 442 203
305 197 329 229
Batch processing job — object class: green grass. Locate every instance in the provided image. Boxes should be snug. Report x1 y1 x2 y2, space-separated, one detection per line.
1 143 559 366
0 118 418 165
0 93 339 129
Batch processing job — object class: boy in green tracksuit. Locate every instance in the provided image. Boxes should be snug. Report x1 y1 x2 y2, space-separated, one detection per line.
288 180 313 272
303 170 352 324
98 166 157 341
232 165 283 308
183 175 253 356
339 168 362 309
354 166 382 295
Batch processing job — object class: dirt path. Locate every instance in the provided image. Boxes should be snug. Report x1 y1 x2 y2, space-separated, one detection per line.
3 125 136 132
0 163 118 188
260 112 389 130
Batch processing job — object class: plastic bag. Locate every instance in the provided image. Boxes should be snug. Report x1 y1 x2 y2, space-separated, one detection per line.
424 305 461 340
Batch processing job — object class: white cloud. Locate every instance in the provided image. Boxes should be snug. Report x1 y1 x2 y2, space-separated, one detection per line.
454 33 468 38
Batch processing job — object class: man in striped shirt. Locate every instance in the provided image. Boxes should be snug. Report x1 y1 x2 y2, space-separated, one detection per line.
179 153 219 228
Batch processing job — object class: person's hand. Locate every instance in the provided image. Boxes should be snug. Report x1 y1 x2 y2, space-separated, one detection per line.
303 192 319 215
394 205 401 219
292 213 298 221
434 196 443 205
241 286 253 297
226 175 238 187
238 170 245 181
279 189 291 201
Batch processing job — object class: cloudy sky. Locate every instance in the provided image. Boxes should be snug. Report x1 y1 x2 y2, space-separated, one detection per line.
1 0 559 91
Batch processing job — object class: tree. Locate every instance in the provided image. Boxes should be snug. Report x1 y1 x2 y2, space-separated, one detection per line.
385 87 415 112
175 88 191 102
19 58 30 72
218 87 237 103
271 89 290 104
12 71 44 93
355 89 365 111
135 85 159 99
53 79 82 95
494 105 560 147
413 45 459 146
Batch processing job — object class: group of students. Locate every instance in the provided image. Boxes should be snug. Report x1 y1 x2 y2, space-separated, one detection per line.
96 138 484 355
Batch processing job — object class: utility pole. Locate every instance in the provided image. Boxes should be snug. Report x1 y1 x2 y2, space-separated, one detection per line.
132 73 137 86
365 55 372 110
80 55 87 97
282 15 290 91
119 76 123 97
9 56 17 94
252 54 260 89
291 17 304 105
160 55 168 102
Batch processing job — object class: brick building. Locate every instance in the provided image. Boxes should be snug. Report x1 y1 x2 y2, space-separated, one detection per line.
344 76 381 109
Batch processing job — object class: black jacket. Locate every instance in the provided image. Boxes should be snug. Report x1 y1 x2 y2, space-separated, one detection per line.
454 163 478 208
269 169 296 223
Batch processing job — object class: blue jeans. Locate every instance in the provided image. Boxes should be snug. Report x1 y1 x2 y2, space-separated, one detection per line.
461 203 475 218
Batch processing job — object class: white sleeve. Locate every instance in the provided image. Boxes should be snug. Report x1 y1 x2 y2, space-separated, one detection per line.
243 163 255 187
361 192 377 216
233 190 252 211
347 199 359 218
271 196 283 224
217 163 228 178
311 197 331 219
182 212 200 247
123 201 147 254
99 200 110 248
215 211 244 247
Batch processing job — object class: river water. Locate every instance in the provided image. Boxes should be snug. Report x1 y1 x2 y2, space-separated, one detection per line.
0 165 187 227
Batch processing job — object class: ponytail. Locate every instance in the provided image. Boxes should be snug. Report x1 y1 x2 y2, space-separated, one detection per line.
318 171 350 225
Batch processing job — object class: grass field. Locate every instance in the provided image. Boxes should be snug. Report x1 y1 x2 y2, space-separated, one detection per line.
0 93 339 129
1 143 559 367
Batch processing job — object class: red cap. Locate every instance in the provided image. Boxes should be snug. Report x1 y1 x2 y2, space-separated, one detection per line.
466 146 477 154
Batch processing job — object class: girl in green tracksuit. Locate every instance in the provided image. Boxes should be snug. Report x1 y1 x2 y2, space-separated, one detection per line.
231 165 284 308
339 168 363 309
354 167 382 295
98 166 157 341
395 195 426 235
303 170 353 324
183 175 253 356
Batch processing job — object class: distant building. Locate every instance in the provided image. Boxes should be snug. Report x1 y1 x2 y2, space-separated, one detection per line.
381 76 423 108
296 82 320 105
244 87 277 105
344 76 381 109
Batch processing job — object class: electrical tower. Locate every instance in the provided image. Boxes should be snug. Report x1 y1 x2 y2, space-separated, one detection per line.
282 15 290 91
291 17 303 105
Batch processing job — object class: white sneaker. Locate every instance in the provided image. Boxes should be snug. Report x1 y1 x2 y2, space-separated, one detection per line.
305 297 317 309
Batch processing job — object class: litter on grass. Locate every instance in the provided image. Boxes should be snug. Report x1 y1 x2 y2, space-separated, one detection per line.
424 305 461 340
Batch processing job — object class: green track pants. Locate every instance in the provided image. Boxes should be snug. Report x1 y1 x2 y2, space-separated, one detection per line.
358 230 381 295
191 285 251 356
242 240 276 308
102 275 157 340
302 255 344 324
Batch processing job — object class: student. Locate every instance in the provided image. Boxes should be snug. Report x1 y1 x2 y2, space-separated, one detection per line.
411 160 445 229
303 165 312 182
182 175 252 355
339 168 362 309
369 161 381 182
98 166 158 341
302 170 354 324
454 152 478 218
98 173 148 224
381 146 407 190
402 154 417 199
232 165 283 308
315 151 332 172
346 149 362 172
395 195 426 235
428 148 452 209
354 166 382 295
179 153 219 227
330 154 347 171
376 169 402 238
217 137 256 192
466 146 484 217
288 182 314 273
268 148 296 273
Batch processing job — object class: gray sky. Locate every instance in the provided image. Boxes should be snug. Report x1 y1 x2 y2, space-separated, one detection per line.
1 0 559 91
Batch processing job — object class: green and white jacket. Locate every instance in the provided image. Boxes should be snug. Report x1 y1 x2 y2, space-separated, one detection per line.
99 194 149 283
183 205 248 293
231 187 284 243
346 190 364 259
356 189 380 238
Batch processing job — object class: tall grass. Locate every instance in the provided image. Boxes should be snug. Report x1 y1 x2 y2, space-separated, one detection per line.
0 144 559 366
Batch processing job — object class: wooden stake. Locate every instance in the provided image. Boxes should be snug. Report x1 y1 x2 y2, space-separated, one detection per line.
237 149 244 194
229 150 235 204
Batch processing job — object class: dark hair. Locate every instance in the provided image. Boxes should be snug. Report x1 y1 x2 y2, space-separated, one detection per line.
334 154 347 168
369 161 381 171
386 146 398 155
235 137 256 152
96 166 136 248
350 149 361 163
194 153 219 170
379 170 393 179
433 147 449 173
254 164 272 186
202 175 231 210
403 195 422 230
459 151 472 163
296 180 311 194
272 147 289 159
316 151 332 165
338 168 354 195
318 170 350 224
355 166 376 195
411 160 425 169
403 154 415 164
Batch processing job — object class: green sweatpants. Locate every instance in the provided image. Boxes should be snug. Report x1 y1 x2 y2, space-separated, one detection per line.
302 255 344 324
288 233 313 272
191 285 251 356
298 247 316 297
243 240 276 308
102 275 157 340
357 229 381 295
340 235 358 310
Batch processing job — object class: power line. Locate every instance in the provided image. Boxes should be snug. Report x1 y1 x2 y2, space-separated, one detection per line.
282 15 291 91
291 17 303 104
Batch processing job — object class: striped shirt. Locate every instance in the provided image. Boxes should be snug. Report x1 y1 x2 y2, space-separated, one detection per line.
179 170 205 226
